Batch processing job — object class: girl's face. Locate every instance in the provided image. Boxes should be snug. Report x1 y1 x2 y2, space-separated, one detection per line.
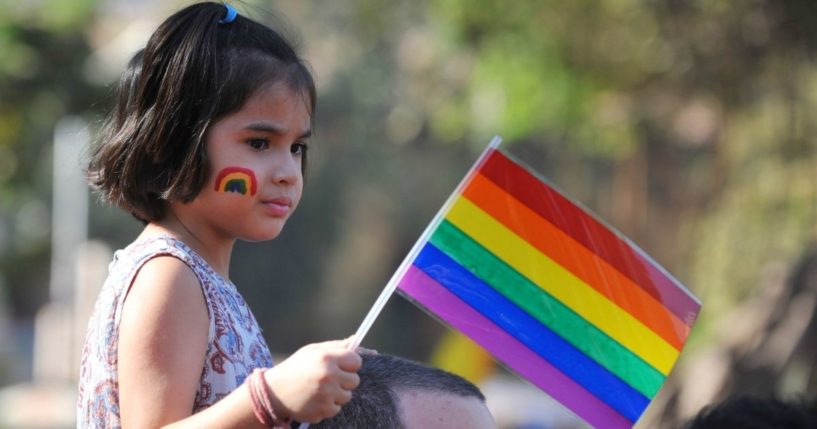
187 81 310 242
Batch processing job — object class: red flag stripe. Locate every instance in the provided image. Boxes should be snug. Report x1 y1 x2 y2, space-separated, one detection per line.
480 150 700 325
463 173 689 350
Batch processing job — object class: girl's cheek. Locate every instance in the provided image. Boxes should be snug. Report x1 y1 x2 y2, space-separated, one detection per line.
213 166 258 196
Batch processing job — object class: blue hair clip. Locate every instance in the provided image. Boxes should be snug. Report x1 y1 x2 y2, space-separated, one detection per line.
219 4 237 24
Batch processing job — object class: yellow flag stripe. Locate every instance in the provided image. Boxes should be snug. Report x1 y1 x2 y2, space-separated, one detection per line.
446 197 678 374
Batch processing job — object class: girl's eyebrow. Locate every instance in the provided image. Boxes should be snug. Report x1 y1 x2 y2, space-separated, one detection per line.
245 122 312 139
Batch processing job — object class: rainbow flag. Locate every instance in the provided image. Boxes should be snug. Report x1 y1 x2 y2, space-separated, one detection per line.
394 137 700 428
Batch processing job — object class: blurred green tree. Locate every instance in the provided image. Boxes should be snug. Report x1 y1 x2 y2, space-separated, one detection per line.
1 2 816 427
0 0 105 320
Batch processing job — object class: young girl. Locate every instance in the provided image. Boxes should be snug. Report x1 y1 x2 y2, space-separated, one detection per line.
78 2 362 428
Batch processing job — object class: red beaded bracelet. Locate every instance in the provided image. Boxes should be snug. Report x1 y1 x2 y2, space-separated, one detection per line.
247 368 292 428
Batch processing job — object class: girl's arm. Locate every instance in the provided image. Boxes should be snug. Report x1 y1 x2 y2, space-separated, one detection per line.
118 256 360 429
118 256 210 428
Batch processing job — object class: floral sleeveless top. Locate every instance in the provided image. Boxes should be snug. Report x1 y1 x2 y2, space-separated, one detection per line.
77 235 273 428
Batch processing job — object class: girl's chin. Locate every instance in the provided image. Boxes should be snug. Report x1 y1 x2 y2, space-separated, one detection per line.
239 228 284 242
241 232 282 242
232 218 288 242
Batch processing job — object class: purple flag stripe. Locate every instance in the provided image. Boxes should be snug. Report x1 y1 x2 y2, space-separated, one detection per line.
397 266 634 429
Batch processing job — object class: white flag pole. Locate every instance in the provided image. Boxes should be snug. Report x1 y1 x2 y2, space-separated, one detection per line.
348 135 502 350
299 136 502 429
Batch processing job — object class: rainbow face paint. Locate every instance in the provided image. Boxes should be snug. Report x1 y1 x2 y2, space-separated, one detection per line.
214 166 258 196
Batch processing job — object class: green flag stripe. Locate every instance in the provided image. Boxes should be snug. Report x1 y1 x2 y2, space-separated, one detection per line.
431 220 665 398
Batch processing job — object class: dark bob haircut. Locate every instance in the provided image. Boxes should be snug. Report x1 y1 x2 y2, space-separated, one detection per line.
88 2 316 222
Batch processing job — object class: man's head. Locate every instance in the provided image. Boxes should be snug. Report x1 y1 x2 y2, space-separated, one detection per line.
683 395 817 429
313 353 495 429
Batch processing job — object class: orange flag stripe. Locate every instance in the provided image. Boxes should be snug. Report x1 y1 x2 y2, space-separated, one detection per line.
463 173 689 350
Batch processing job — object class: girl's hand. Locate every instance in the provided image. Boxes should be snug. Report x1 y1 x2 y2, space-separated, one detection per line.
263 338 362 423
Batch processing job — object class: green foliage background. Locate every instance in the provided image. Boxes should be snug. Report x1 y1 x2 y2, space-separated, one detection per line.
1 0 816 426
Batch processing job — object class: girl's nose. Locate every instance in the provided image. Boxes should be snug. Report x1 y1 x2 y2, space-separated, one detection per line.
270 149 301 185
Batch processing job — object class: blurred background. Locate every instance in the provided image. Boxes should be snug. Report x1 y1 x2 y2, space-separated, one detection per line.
1 0 816 428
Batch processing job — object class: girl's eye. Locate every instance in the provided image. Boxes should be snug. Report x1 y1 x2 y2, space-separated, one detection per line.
291 142 308 156
247 139 269 150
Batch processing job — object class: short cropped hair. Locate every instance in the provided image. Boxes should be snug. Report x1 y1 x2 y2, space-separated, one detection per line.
683 395 817 429
312 354 485 429
88 2 315 222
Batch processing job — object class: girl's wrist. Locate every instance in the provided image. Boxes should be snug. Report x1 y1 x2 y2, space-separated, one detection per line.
262 367 293 423
247 368 291 428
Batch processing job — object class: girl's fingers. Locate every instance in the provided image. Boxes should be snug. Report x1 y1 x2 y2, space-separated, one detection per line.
341 335 357 347
336 350 362 372
335 387 353 406
305 404 342 423
356 346 378 355
313 335 356 348
337 371 360 391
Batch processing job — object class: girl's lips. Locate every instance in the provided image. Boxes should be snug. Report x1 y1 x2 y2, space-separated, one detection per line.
261 196 292 217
